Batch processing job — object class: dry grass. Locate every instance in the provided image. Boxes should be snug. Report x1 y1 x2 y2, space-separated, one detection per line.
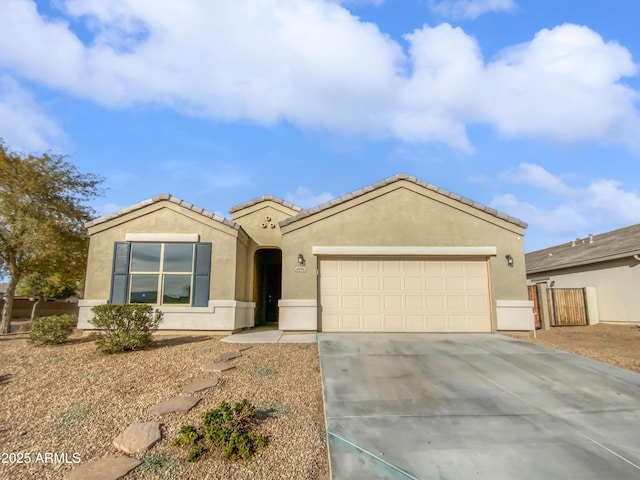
515 323 640 374
0 332 329 480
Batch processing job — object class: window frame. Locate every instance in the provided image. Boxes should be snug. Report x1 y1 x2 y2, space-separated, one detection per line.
127 242 195 306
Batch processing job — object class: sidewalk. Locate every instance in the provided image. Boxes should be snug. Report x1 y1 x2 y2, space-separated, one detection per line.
222 327 317 344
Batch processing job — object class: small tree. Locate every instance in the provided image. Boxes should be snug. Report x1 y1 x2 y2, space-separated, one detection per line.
0 141 102 334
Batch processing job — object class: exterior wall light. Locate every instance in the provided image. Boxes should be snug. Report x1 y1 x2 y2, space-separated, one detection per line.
297 253 305 266
505 254 514 267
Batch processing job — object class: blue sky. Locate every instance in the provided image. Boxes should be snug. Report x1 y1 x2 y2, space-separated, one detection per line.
1 0 639 252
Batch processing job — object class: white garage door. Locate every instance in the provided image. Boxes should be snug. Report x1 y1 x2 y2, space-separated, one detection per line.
319 257 491 332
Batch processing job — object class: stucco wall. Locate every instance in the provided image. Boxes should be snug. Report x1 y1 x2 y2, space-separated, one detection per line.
280 183 528 305
84 202 244 302
528 257 640 324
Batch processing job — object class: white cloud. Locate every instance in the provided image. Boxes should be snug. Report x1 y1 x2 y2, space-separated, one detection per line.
0 74 62 151
430 0 516 20
286 186 334 209
482 24 640 151
492 163 640 239
499 163 574 197
0 1 638 154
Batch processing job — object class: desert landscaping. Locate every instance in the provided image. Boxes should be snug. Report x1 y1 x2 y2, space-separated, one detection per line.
0 331 329 480
1 322 639 479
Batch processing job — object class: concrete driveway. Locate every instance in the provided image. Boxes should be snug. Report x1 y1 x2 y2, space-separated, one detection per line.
318 333 640 479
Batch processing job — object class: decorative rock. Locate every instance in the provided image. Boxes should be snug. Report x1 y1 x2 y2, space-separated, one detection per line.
218 351 242 362
182 376 220 394
150 396 200 415
113 422 161 454
65 455 141 480
236 344 253 351
200 362 236 373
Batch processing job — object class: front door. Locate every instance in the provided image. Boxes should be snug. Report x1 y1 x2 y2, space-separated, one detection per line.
255 249 282 325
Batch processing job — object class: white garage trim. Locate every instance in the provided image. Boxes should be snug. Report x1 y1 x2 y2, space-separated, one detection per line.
312 246 497 256
319 257 492 333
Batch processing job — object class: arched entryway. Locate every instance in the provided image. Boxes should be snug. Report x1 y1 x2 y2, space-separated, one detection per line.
254 248 282 325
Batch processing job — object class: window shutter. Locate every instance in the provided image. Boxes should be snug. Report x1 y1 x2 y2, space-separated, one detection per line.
192 243 212 307
110 242 131 304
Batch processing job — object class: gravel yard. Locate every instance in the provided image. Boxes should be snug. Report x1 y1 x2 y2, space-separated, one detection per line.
0 332 329 480
516 323 640 374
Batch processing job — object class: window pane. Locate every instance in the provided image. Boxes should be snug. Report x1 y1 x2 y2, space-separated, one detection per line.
130 243 161 272
163 274 191 304
130 274 159 303
163 244 194 272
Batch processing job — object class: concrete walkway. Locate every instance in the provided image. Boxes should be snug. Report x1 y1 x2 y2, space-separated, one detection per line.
319 333 640 480
222 327 317 344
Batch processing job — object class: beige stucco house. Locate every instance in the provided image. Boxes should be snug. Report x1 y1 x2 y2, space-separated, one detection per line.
526 224 640 325
78 174 534 333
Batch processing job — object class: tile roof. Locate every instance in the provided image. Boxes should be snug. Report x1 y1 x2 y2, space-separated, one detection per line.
526 223 640 273
228 195 302 214
85 194 240 229
279 173 528 228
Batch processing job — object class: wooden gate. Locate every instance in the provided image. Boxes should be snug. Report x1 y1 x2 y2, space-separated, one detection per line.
547 288 588 326
527 285 541 329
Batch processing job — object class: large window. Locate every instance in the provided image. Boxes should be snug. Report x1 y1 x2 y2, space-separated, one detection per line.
129 243 194 305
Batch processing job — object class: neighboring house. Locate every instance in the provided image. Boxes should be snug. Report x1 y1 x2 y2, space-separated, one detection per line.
78 173 534 333
0 283 6 300
526 224 640 325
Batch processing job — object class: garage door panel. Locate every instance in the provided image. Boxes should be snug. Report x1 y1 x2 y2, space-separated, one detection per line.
341 276 360 290
363 314 382 330
342 295 360 309
427 315 447 329
320 257 491 332
362 295 380 309
383 276 401 290
384 315 403 330
448 315 468 330
384 295 402 309
404 276 423 291
405 295 424 310
446 276 466 291
362 276 380 289
406 315 425 330
426 277 444 290
342 314 361 330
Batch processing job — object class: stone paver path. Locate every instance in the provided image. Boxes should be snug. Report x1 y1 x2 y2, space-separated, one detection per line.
182 376 220 394
201 362 236 373
150 396 200 415
65 455 141 480
218 351 242 362
113 422 161 454
67 339 251 479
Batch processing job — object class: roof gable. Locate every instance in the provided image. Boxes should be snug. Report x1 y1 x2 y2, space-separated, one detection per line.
229 195 302 217
85 194 239 230
279 173 527 229
526 223 640 273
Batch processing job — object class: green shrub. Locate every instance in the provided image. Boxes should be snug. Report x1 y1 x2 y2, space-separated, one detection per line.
29 314 76 345
89 304 163 354
202 400 267 461
173 425 200 447
186 446 205 463
172 400 267 462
